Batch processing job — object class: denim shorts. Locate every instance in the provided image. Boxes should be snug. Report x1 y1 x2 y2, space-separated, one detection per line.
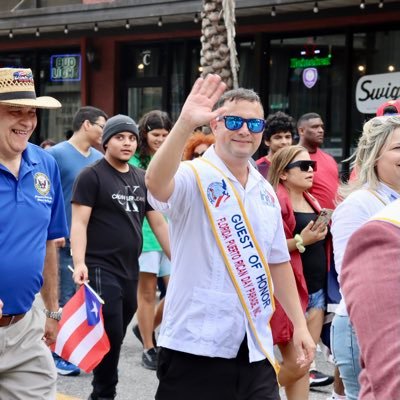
306 288 326 311
139 251 171 277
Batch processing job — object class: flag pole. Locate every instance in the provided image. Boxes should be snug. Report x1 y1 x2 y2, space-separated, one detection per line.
67 265 105 304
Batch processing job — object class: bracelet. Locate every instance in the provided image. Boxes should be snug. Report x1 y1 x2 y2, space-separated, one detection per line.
294 234 306 253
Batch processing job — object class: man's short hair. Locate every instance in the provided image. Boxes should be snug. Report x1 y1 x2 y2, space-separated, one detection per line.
297 112 322 128
264 111 296 140
213 88 262 112
72 106 108 132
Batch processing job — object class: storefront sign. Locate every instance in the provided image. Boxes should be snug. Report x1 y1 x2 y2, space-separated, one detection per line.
50 54 81 82
290 55 331 69
356 72 400 114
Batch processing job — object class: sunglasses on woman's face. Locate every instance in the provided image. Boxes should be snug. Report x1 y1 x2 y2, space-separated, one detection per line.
285 160 317 172
192 151 206 159
217 116 265 134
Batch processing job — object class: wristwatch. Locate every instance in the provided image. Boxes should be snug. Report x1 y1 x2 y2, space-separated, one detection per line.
44 308 62 321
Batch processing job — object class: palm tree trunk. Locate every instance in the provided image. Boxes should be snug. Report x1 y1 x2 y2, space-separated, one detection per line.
200 0 239 89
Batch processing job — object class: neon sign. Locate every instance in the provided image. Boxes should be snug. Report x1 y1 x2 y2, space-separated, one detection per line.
50 54 81 82
290 55 332 69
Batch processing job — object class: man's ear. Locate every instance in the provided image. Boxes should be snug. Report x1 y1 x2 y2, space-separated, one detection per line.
297 127 303 137
82 120 92 131
209 118 218 133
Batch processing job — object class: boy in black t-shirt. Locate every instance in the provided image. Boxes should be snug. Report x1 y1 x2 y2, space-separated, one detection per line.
71 114 170 400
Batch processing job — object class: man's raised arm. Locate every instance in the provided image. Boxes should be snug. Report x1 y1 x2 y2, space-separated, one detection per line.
145 74 227 202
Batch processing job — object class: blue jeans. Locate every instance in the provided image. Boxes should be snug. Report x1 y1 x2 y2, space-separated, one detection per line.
331 314 361 400
59 244 76 307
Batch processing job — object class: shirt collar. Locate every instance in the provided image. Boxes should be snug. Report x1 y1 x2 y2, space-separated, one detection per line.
202 145 262 190
22 143 40 167
377 181 400 203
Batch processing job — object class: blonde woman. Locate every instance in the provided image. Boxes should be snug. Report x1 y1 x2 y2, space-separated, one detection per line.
331 115 400 400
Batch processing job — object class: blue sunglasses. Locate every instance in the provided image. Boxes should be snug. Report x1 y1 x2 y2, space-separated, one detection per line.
217 116 265 134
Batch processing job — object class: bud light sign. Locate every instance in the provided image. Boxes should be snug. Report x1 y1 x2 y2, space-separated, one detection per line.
50 54 81 82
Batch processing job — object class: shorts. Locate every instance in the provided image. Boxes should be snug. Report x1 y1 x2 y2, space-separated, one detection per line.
306 288 326 312
139 251 171 277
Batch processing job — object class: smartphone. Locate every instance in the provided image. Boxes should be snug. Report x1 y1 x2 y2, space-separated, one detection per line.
312 208 333 231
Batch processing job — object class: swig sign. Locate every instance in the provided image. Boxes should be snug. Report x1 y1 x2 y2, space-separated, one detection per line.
356 72 400 114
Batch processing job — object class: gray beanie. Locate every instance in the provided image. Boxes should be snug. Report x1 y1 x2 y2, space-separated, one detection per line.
102 114 139 149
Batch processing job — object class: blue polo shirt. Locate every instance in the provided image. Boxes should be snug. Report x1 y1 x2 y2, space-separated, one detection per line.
0 143 68 314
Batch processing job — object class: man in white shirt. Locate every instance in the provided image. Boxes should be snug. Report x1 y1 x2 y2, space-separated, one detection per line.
146 74 315 400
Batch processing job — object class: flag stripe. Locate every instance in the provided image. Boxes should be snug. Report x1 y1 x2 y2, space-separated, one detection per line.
55 304 86 354
69 315 107 366
53 286 110 373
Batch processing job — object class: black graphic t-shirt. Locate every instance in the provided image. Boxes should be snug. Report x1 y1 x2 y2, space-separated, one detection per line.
72 158 153 280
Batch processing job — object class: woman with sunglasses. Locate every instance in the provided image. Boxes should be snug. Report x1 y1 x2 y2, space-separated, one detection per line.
128 110 173 370
268 145 329 400
182 130 215 160
330 115 400 400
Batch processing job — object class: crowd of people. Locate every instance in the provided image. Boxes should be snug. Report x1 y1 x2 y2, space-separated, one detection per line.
1 66 399 400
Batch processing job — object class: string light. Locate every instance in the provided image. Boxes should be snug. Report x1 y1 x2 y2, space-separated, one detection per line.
271 6 276 17
157 17 163 27
313 1 319 13
360 0 366 9
94 22 99 32
64 25 69 34
125 19 130 29
194 13 199 23
9 29 13 39
35 28 40 37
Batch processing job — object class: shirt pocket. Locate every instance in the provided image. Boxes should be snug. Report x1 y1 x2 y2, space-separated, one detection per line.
186 287 242 345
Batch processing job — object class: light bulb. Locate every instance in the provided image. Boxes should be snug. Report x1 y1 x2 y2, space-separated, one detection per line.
271 6 276 17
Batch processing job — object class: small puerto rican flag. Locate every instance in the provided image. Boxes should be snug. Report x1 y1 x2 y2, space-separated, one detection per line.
52 285 110 373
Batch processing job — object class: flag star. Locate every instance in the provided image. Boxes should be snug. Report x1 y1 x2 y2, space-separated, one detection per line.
90 301 99 318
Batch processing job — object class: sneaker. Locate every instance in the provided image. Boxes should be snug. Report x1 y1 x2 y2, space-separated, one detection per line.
132 323 157 348
142 347 158 370
55 356 80 376
309 369 334 387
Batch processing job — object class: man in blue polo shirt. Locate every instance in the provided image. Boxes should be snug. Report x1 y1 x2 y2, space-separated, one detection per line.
0 67 68 399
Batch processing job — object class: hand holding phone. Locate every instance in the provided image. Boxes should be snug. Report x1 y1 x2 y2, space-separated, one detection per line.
311 208 333 231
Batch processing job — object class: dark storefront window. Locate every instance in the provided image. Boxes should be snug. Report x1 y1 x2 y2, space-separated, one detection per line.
0 50 81 144
123 45 167 120
123 42 203 122
238 41 256 90
269 35 346 162
39 52 81 143
170 44 186 121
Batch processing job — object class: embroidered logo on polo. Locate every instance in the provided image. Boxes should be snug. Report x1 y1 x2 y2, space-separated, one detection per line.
260 185 275 208
111 185 144 212
34 172 53 204
207 180 230 208
34 172 50 195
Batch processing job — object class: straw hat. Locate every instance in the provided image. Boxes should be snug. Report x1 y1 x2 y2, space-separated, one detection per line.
0 67 61 109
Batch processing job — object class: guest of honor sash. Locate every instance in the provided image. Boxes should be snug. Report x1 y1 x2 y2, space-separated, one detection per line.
188 158 278 372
